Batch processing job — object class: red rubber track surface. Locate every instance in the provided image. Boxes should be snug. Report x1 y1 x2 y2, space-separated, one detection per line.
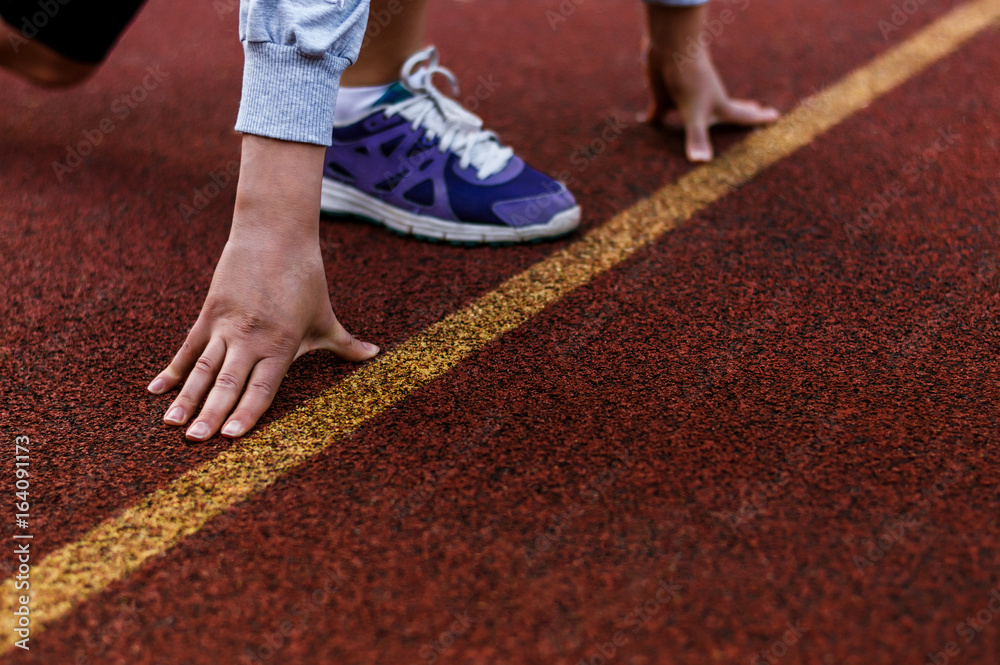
2 0 1000 663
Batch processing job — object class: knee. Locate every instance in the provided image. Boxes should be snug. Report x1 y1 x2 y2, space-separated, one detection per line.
0 21 97 88
20 58 96 87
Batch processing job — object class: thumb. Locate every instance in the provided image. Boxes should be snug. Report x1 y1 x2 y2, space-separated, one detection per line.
298 324 380 363
719 99 782 127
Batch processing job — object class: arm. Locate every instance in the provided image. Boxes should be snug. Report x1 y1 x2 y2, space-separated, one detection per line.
147 0 378 441
643 0 779 162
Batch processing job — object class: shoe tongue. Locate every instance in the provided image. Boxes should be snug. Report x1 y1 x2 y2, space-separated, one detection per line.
374 82 413 107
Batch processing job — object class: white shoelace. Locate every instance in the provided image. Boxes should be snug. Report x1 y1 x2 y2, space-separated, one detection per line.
383 47 514 181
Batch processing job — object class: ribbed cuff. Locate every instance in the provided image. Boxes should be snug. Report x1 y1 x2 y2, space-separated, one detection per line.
235 41 350 146
643 0 708 5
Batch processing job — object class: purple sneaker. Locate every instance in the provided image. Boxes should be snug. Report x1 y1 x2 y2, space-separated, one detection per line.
320 47 580 244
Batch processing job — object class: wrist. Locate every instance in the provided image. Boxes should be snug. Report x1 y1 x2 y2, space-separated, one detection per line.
230 134 326 245
647 3 709 54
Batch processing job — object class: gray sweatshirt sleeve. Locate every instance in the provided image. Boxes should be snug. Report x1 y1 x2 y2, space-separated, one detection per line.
235 0 370 146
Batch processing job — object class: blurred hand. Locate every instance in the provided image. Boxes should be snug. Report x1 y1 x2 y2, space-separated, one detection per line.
645 4 780 162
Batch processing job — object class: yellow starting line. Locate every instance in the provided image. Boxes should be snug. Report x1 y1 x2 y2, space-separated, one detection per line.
4 0 999 652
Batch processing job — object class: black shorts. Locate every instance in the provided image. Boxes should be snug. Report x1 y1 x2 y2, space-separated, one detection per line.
0 0 146 64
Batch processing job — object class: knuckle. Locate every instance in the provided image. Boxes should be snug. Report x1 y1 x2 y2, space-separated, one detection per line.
269 334 299 356
226 315 298 354
170 394 196 411
214 372 241 390
194 407 222 424
247 378 277 396
232 312 270 337
194 355 217 374
329 328 357 350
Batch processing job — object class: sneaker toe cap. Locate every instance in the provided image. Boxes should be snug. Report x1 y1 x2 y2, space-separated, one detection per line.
491 185 579 228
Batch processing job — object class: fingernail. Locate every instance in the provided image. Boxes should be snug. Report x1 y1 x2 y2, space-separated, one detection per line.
187 422 210 440
164 407 185 425
221 421 242 437
363 342 380 354
147 378 165 394
689 149 712 162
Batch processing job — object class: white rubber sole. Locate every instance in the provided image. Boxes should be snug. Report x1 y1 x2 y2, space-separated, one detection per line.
320 178 580 244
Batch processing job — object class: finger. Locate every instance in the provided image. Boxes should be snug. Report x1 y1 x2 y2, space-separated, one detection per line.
219 357 292 438
219 326 379 439
162 337 227 427
684 118 713 163
302 323 380 363
717 99 781 127
644 52 676 124
148 323 210 395
184 351 260 442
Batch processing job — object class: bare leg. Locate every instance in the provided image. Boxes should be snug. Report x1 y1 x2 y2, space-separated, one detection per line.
0 20 95 87
341 0 430 87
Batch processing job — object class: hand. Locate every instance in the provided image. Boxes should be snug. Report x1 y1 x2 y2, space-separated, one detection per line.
146 136 379 441
645 4 780 162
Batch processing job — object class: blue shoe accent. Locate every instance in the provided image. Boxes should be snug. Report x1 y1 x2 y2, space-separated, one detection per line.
320 47 580 244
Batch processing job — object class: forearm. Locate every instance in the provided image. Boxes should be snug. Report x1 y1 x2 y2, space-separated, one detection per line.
645 2 710 58
231 135 325 247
